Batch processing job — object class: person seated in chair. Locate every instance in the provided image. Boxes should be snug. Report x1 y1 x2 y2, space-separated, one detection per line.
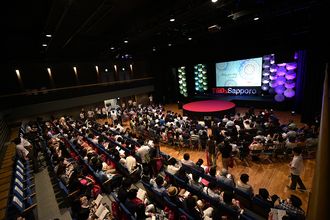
150 175 166 194
236 173 254 197
217 168 235 187
220 190 241 212
254 188 277 207
166 157 181 175
189 173 203 191
181 153 195 167
125 188 145 216
203 182 221 201
118 178 132 203
274 194 305 220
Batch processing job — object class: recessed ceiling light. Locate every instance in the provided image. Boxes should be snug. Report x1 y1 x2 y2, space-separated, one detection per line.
170 18 175 22
152 47 156 51
211 0 218 3
168 43 172 47
110 47 115 50
253 17 259 21
188 37 192 41
46 34 52 38
42 44 47 47
124 40 128 43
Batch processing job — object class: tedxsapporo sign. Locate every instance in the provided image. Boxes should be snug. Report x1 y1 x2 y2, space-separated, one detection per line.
212 87 259 95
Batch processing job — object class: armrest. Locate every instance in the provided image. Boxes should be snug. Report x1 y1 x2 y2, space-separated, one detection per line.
24 193 37 200
68 189 80 197
24 184 35 190
23 203 37 213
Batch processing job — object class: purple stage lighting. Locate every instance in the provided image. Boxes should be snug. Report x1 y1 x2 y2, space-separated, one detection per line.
284 89 295 98
261 84 269 91
276 76 286 85
263 55 272 60
294 52 298 60
269 80 278 88
275 85 286 94
263 60 270 68
262 76 270 84
285 70 296 80
286 62 297 70
285 80 296 89
269 73 278 80
275 94 285 102
277 67 286 76
270 64 278 73
263 71 270 76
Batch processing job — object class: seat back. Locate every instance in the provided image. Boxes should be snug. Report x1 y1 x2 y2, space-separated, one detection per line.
251 196 272 218
234 188 252 209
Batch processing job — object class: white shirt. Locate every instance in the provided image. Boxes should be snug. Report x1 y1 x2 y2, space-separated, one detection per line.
166 164 181 175
125 156 137 173
290 154 304 175
137 145 150 163
181 159 195 167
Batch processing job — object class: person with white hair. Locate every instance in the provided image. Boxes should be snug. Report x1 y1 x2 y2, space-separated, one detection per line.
217 168 235 187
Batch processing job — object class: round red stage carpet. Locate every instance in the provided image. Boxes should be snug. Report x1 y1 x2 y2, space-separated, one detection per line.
183 100 236 119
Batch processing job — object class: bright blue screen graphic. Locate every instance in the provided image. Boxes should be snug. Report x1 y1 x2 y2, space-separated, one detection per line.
216 57 262 87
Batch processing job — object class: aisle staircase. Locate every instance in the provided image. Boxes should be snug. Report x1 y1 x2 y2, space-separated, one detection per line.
0 128 18 219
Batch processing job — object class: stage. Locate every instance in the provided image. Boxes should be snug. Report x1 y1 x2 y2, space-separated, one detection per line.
182 100 236 120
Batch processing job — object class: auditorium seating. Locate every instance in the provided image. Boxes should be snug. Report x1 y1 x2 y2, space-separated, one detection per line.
6 158 37 220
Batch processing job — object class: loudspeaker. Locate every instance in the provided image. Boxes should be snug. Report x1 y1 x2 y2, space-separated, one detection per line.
178 101 182 109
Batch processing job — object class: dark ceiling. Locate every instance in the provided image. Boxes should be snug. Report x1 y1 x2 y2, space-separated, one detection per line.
6 0 328 63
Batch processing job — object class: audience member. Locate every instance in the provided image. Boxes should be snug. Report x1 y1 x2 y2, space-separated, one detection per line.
288 147 306 191
236 173 254 197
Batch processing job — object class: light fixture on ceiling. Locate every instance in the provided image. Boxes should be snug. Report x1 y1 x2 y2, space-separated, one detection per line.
168 43 172 47
110 47 115 50
169 16 175 22
253 16 259 21
208 24 221 32
152 47 156 51
211 0 218 3
188 37 192 41
42 44 47 47
124 40 128 43
45 34 52 38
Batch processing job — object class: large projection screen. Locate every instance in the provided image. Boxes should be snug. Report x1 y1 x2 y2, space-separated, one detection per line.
216 57 262 87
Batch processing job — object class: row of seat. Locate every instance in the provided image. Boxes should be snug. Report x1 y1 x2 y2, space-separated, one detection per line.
3 124 39 220
0 123 17 219
41 131 80 209
179 163 270 219
6 158 37 220
141 180 195 220
89 119 272 219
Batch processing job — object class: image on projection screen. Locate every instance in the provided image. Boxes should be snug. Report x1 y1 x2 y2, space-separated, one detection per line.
216 57 262 87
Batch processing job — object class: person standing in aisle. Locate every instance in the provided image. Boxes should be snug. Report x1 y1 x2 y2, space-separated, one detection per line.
287 147 307 191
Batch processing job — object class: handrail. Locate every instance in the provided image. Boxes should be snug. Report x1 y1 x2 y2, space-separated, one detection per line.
0 77 154 98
